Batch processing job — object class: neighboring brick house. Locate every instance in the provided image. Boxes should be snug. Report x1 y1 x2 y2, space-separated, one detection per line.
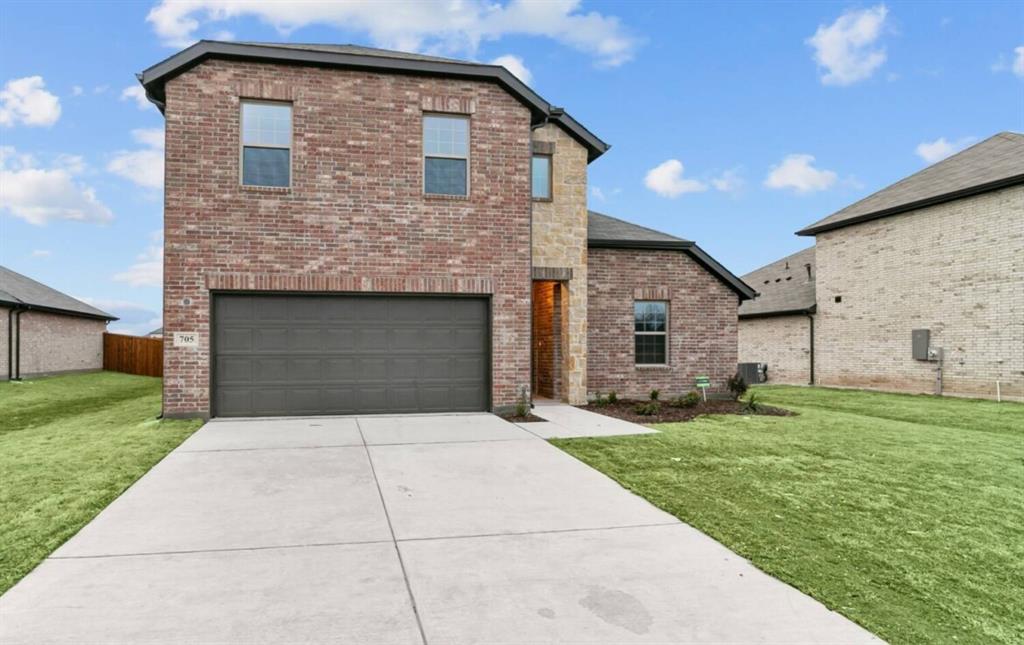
0 265 116 381
737 246 816 385
138 41 753 418
740 132 1024 400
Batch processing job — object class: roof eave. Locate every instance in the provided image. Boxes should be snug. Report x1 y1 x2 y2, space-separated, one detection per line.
0 299 118 322
139 40 609 162
739 304 816 320
587 239 757 300
797 173 1024 236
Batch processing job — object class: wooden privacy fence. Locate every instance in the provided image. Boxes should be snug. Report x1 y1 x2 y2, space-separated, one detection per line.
103 333 163 377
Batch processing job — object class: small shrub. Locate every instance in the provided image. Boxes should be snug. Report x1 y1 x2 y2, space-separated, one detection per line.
514 388 530 417
742 392 763 414
649 389 660 401
593 391 609 407
671 391 701 408
727 374 748 401
634 401 661 416
607 390 618 404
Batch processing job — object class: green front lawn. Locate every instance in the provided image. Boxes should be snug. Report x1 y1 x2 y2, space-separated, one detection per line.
0 372 202 595
553 386 1024 645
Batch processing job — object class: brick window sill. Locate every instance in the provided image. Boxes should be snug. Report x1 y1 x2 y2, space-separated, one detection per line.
635 364 672 370
240 185 292 195
424 192 470 202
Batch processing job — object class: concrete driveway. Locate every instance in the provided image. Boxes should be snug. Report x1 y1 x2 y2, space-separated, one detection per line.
0 413 879 644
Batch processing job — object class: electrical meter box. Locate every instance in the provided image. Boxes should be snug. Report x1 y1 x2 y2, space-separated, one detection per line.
912 329 930 360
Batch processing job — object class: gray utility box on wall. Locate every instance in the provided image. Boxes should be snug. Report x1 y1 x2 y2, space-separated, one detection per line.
912 329 930 360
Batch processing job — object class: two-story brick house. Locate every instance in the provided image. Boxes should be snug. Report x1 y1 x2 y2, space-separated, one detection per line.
139 41 753 418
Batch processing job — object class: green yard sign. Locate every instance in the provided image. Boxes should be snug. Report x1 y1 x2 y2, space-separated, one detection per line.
695 376 711 401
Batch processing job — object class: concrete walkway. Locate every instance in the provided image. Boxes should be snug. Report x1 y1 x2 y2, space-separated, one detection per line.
0 413 880 644
523 397 659 438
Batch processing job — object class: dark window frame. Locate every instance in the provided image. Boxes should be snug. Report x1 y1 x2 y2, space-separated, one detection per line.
634 300 669 366
531 153 553 201
423 113 470 196
239 99 293 188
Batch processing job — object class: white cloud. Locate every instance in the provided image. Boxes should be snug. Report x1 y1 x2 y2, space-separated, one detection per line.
915 136 976 164
0 76 61 127
114 231 163 288
120 85 153 110
644 159 708 198
1015 46 1024 77
807 5 888 86
0 146 114 225
146 0 637 67
30 249 51 258
590 186 606 202
107 128 165 189
490 54 532 84
80 297 162 336
711 168 744 193
93 84 110 95
764 154 837 194
71 85 84 97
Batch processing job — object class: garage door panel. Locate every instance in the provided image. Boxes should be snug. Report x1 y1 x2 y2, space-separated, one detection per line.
217 357 252 383
360 328 388 351
290 328 323 350
213 295 489 417
253 297 290 321
254 328 290 351
254 358 288 381
454 328 486 350
324 328 356 350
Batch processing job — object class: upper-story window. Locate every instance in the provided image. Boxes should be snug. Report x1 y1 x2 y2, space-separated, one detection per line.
531 154 552 200
241 101 291 187
423 114 468 196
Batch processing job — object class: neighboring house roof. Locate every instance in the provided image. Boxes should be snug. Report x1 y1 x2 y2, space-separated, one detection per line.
137 40 610 162
798 132 1024 236
587 211 756 300
738 246 816 319
0 265 116 320
148 327 163 337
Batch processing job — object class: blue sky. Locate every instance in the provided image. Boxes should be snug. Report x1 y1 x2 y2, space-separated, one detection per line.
1 1 1021 334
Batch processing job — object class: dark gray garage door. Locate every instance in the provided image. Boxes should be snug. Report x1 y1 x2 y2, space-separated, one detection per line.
212 294 489 417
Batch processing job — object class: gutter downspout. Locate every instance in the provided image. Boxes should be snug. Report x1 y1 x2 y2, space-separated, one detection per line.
807 312 815 386
6 307 13 381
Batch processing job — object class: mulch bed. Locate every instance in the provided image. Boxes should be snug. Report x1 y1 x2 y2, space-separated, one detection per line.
577 399 794 424
499 413 548 423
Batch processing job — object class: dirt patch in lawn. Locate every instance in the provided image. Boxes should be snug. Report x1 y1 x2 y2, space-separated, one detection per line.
579 399 794 424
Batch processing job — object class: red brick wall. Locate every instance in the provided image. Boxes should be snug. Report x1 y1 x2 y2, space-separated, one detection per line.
162 59 533 417
587 248 740 399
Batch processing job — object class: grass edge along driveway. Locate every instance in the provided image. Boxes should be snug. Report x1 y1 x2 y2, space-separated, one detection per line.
0 372 202 595
553 386 1024 645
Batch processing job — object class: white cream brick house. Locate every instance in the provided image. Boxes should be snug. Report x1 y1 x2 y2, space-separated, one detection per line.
740 132 1024 400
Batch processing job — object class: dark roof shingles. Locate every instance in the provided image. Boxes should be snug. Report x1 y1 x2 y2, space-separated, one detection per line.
0 265 115 320
587 210 690 244
799 132 1024 235
738 246 816 317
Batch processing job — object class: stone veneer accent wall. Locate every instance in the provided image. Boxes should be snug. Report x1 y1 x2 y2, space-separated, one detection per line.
587 248 739 398
814 184 1024 400
0 307 105 379
738 315 812 385
162 59 533 417
531 123 588 404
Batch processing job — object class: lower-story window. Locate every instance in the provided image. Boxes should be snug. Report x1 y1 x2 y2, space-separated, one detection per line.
635 301 668 365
